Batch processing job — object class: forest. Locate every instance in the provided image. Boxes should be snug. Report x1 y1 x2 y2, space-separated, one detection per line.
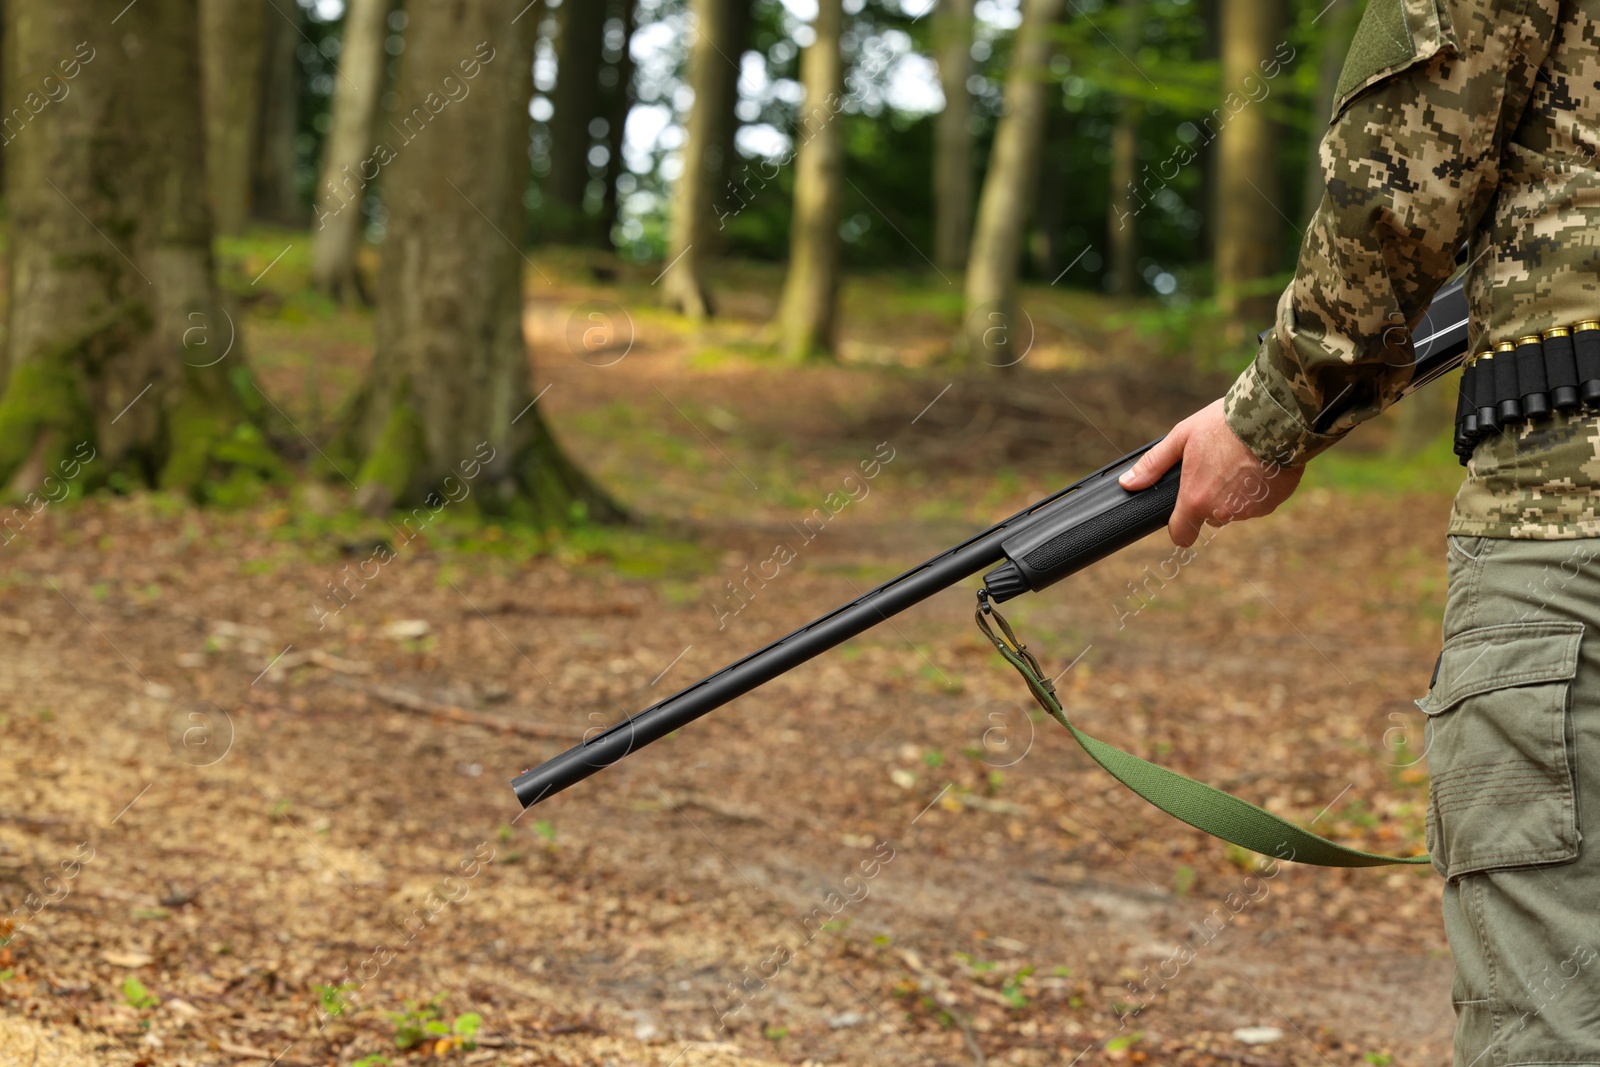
0 0 1461 1065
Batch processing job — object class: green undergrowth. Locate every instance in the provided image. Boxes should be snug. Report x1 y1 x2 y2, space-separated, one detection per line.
257 490 717 579
1298 436 1462 499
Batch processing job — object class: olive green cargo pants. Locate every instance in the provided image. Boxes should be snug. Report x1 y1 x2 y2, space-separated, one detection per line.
1423 536 1600 1066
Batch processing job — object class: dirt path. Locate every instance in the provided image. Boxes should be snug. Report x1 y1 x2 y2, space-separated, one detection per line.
0 276 1460 1066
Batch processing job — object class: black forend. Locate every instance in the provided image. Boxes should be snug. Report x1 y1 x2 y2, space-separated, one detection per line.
983 458 1181 602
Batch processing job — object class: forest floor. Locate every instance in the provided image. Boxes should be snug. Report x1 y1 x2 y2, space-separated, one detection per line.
0 237 1467 1066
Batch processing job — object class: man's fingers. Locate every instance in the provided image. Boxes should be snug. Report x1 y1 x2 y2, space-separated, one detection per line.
1119 429 1185 490
1168 491 1207 547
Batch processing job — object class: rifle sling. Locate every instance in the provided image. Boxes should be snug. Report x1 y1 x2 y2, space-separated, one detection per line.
975 600 1430 868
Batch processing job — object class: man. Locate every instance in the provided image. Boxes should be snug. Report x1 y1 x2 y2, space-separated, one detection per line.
1119 0 1600 1062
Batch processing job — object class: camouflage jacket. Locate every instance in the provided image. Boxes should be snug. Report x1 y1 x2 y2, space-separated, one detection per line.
1223 0 1600 538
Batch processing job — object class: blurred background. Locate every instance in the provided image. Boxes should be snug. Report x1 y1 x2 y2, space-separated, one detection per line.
0 1 1464 1065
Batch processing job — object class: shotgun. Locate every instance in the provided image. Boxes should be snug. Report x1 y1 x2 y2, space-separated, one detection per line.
511 278 1471 809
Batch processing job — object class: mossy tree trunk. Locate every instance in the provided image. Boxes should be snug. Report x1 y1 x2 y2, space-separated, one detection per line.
774 0 845 363
933 0 975 272
962 0 1065 365
200 0 268 236
662 0 744 318
310 0 393 302
345 0 621 525
0 0 280 500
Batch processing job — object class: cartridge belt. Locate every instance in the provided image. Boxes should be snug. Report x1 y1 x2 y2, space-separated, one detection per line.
1455 320 1600 463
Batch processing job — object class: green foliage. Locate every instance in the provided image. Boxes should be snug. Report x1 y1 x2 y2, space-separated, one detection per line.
383 994 482 1053
1298 438 1462 499
122 977 159 1011
1000 965 1033 1009
315 982 357 1018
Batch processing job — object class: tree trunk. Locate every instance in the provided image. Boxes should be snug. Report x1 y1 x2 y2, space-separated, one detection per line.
933 0 975 271
344 0 621 524
662 0 744 318
598 0 637 248
253 0 304 225
0 0 280 498
774 0 845 362
1106 0 1143 295
962 0 1064 365
710 0 750 254
1214 0 1284 331
1195 0 1219 267
546 0 607 240
310 0 392 303
1030 105 1068 278
200 0 268 236
1301 0 1356 220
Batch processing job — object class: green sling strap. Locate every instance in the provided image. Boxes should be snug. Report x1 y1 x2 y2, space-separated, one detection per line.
976 601 1430 868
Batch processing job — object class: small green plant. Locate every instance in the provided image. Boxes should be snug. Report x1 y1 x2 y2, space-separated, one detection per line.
315 982 357 1018
921 749 945 769
763 1025 789 1041
1173 864 1196 896
122 976 159 1010
533 820 557 844
383 994 481 1054
1105 1032 1143 1053
1000 965 1033 1009
350 1056 390 1067
1364 1054 1394 1066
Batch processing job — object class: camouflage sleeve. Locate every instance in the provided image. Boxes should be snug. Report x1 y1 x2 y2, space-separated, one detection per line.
1223 0 1560 467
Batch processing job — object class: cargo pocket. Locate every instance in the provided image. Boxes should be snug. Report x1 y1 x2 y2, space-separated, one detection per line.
1417 621 1583 881
1330 0 1457 122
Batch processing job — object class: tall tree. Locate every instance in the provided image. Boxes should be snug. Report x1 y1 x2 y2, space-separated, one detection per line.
662 0 745 318
0 0 280 496
339 0 620 523
1105 0 1143 295
710 0 751 253
598 0 638 247
253 0 304 225
310 0 393 302
1214 0 1284 330
546 0 607 239
774 0 845 362
933 0 975 271
962 0 1065 364
201 0 268 235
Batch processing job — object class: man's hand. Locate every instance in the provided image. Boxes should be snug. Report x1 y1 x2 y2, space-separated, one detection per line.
1118 398 1303 547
